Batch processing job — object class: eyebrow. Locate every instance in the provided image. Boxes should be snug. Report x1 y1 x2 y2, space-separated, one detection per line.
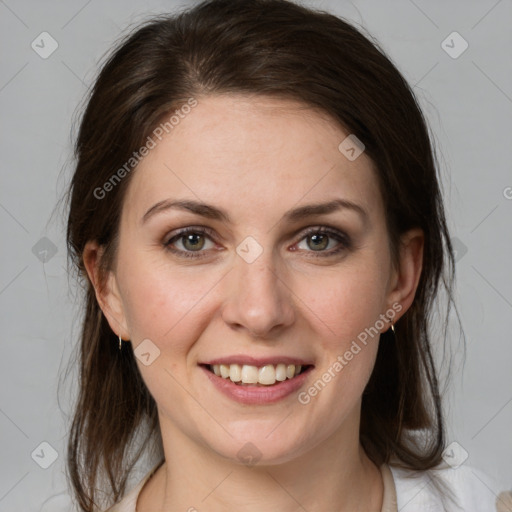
141 198 368 226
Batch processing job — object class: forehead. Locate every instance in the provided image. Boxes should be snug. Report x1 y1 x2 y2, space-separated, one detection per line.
123 94 382 226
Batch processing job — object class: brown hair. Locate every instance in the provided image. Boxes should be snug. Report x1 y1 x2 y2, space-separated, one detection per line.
62 0 459 510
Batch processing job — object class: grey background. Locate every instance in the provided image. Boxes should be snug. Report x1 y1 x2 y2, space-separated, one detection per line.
0 0 511 510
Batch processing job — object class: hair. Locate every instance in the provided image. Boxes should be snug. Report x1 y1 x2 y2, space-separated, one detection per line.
62 0 460 510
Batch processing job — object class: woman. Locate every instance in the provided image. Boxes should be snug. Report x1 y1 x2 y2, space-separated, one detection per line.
64 0 505 510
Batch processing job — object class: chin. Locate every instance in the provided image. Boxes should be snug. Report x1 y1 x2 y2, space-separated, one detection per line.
207 427 310 467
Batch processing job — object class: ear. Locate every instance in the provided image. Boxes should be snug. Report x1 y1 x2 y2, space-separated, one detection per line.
83 240 130 340
385 228 424 321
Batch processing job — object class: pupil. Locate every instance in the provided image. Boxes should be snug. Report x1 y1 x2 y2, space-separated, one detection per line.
309 234 327 251
184 233 204 251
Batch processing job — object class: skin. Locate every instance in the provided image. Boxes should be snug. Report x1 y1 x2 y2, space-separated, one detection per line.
84 94 423 511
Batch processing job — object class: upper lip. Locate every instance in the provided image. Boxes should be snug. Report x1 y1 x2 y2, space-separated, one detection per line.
200 355 314 367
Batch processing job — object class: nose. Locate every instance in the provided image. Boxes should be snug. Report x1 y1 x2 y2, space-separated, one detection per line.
221 250 295 339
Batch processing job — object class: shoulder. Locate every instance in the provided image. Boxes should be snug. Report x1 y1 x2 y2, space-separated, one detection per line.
103 479 143 512
103 460 164 512
389 462 500 512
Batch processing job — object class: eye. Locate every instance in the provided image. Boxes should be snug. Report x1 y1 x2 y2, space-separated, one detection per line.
163 225 351 259
294 227 351 256
164 226 217 258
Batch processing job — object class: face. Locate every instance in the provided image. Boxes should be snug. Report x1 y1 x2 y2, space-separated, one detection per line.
87 94 422 466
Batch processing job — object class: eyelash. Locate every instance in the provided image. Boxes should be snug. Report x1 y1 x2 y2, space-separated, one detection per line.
163 226 351 259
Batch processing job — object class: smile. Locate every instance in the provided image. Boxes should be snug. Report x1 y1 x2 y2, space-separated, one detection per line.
199 359 315 405
208 363 309 386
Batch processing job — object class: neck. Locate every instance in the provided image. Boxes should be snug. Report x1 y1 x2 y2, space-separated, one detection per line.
140 415 384 512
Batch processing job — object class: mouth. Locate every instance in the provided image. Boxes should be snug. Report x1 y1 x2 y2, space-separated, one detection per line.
200 363 314 387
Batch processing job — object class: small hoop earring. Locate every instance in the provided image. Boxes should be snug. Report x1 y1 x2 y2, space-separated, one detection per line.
385 316 396 337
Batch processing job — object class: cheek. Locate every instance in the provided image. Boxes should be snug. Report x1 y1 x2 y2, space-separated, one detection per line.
118 255 218 350
298 271 383 424
294 254 387 403
118 259 219 402
298 260 388 345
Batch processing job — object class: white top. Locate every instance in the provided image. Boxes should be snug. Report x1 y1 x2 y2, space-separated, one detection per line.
105 460 505 512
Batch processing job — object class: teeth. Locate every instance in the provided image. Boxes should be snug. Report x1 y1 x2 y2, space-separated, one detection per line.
210 363 304 385
275 363 287 381
230 363 242 382
258 365 276 385
241 365 259 384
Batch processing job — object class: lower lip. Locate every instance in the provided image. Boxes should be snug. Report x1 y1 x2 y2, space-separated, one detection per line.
200 365 313 405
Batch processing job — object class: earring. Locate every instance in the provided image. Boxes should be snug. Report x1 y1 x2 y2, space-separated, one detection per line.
118 334 123 351
385 316 396 337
